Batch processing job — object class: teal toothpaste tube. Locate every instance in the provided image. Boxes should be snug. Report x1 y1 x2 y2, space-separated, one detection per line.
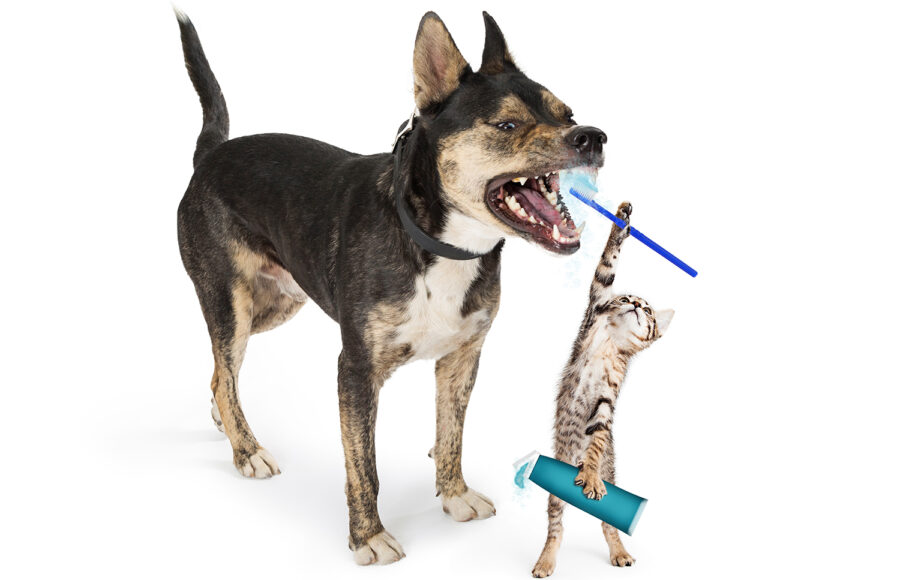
514 451 648 535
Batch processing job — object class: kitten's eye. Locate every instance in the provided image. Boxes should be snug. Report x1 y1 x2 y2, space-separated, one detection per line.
619 297 629 303
496 121 517 131
643 307 652 314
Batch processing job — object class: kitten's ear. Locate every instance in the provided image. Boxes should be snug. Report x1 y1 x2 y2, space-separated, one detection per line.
655 310 675 338
413 12 470 111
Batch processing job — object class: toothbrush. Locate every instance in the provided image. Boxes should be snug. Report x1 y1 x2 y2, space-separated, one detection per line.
514 451 648 535
563 172 698 277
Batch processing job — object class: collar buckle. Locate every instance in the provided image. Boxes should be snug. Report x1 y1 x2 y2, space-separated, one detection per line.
392 108 418 151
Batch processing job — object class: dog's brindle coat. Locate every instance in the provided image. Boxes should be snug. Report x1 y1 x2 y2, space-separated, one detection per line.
176 10 606 564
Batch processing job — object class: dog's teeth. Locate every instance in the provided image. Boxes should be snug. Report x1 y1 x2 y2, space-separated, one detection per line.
552 224 561 241
576 222 586 235
517 208 529 219
512 177 527 185
528 215 537 224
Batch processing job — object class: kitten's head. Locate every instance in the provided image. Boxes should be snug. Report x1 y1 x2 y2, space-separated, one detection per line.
606 294 674 351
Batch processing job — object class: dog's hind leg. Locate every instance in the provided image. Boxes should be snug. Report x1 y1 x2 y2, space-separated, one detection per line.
180 208 284 478
433 334 496 521
205 277 281 478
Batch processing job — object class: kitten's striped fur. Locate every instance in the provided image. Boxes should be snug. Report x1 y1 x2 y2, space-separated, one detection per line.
532 202 674 577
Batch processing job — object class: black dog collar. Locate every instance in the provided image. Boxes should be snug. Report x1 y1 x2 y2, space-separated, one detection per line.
392 112 494 261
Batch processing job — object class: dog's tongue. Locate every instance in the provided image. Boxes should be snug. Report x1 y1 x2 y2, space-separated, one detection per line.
509 184 575 234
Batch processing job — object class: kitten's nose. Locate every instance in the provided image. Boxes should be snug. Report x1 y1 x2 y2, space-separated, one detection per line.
632 301 640 307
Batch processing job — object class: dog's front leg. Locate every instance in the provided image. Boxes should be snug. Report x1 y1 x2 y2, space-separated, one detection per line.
433 335 496 521
337 350 405 565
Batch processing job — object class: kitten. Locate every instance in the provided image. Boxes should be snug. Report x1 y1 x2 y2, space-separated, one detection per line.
532 202 674 578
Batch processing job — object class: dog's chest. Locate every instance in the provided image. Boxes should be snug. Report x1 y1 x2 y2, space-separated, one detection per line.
393 257 491 361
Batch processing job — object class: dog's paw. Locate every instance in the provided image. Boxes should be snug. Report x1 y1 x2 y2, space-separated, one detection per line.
441 488 496 521
532 552 557 577
210 398 225 433
234 448 281 479
610 548 635 567
352 530 405 566
574 467 606 500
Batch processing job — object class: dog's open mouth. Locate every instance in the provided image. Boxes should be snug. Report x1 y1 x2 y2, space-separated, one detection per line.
486 171 581 254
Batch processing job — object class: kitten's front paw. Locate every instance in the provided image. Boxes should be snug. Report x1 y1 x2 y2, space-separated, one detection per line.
610 201 631 240
616 201 632 236
574 468 607 500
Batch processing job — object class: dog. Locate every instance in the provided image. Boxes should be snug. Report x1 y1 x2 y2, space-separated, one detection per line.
174 9 606 565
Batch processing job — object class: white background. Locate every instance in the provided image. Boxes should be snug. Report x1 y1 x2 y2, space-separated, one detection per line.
2 1 898 578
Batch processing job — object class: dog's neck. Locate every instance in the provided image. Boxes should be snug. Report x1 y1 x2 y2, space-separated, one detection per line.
401 128 503 258
439 211 504 254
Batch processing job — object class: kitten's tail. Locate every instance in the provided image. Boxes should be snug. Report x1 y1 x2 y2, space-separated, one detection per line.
174 7 229 169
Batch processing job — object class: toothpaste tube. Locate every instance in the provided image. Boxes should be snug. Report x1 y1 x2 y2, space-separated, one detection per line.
514 451 648 535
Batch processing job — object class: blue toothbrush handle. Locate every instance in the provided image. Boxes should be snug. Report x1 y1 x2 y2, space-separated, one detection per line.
629 227 697 277
568 188 698 278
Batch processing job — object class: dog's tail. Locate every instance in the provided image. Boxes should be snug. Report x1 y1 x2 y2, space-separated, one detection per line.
175 7 229 169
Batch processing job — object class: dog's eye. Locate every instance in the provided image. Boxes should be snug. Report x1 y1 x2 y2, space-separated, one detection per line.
495 121 517 131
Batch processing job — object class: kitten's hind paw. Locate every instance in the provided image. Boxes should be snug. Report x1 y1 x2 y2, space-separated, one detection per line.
610 549 635 567
532 556 556 577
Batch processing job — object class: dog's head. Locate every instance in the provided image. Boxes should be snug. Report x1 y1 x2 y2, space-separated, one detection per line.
412 12 606 255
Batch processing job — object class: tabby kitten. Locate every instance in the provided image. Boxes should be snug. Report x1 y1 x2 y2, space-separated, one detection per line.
532 202 674 578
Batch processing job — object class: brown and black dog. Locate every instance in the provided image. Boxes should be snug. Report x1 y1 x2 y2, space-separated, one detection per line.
175 9 606 565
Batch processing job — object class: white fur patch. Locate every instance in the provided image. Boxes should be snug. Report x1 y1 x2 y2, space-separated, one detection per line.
172 5 189 24
392 211 501 360
440 211 505 254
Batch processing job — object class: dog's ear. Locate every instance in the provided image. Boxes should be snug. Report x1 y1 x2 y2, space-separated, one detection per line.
413 12 470 111
479 11 518 75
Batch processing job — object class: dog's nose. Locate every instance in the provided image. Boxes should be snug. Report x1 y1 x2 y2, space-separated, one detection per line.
566 126 607 154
